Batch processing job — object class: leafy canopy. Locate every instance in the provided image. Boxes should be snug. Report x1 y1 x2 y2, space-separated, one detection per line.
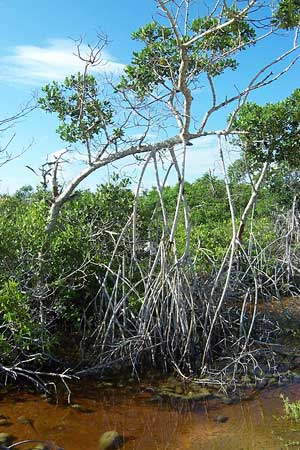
232 89 300 167
38 73 114 143
275 0 300 29
118 8 256 98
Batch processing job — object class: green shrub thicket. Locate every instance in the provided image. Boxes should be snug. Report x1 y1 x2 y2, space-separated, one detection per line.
0 165 298 366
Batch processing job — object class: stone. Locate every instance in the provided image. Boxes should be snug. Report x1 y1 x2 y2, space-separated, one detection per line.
32 444 45 450
70 404 93 413
292 373 300 382
97 382 114 388
0 433 12 445
17 416 32 425
0 419 10 426
142 386 155 393
292 357 300 368
175 385 184 395
215 415 229 423
51 425 66 433
166 376 177 384
220 397 235 405
158 390 180 399
241 394 253 401
41 394 56 404
186 388 213 400
147 395 163 402
99 431 123 450
256 378 268 390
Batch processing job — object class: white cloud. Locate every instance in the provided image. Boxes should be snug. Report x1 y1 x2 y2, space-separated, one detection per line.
0 39 125 85
0 134 240 194
49 147 69 162
184 135 240 179
185 136 219 177
134 135 240 189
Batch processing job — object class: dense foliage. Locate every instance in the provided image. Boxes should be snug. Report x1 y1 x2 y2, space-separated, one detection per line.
118 12 256 98
0 166 299 369
1 0 300 383
232 89 300 167
38 74 115 143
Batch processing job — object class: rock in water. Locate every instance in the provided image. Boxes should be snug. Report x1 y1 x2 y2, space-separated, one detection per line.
0 419 9 426
0 433 12 445
99 431 123 450
70 403 93 413
215 414 229 423
32 445 45 450
17 416 32 425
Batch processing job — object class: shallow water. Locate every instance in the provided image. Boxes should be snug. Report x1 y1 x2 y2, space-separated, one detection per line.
1 380 300 450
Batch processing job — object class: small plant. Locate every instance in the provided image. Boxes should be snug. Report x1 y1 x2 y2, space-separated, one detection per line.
279 436 300 449
281 394 300 420
284 441 300 449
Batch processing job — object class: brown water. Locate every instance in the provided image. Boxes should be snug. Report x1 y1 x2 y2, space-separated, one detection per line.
1 380 300 450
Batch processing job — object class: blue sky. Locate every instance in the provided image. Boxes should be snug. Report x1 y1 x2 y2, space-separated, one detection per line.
0 1 299 193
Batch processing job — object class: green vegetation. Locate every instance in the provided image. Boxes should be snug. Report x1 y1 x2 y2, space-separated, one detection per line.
281 395 300 420
1 0 300 386
0 163 299 375
232 89 300 168
39 73 115 143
